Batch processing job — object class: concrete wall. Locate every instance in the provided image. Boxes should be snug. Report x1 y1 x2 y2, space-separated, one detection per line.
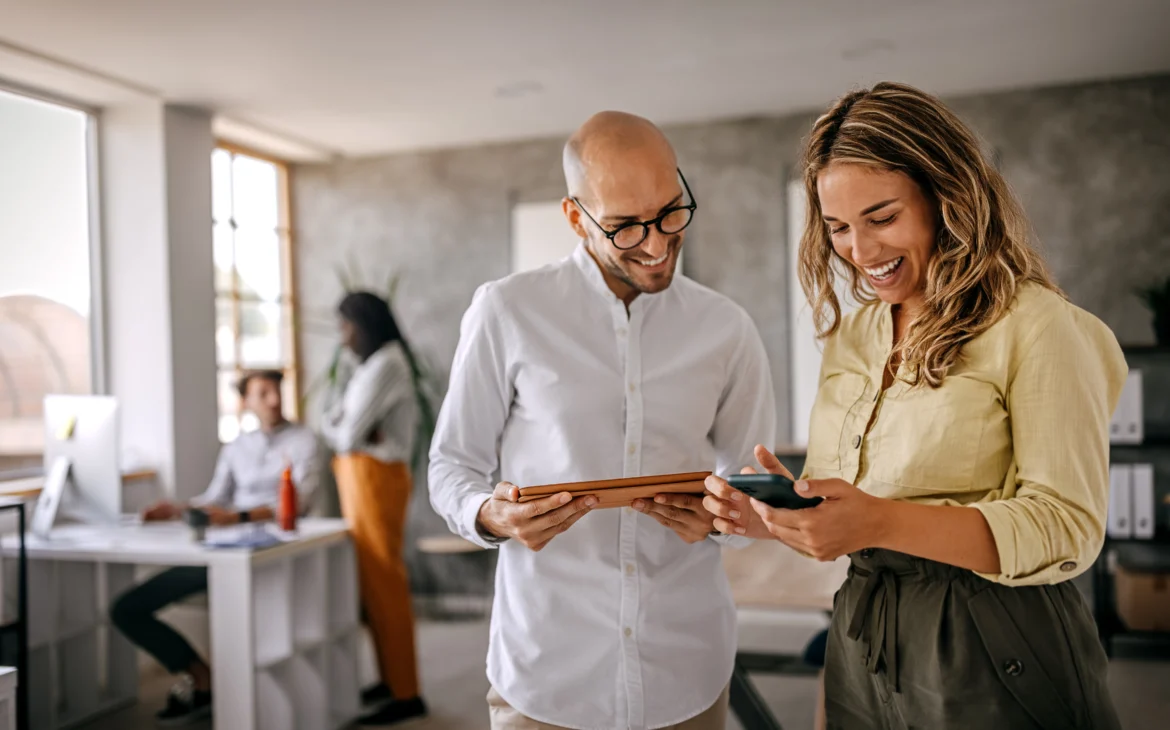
293 73 1170 594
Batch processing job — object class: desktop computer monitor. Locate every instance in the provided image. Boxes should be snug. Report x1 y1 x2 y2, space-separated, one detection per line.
37 395 121 532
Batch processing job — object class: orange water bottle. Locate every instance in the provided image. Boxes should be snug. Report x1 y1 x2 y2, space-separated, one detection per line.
279 466 298 532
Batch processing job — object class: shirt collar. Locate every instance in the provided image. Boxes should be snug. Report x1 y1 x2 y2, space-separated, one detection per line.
570 242 664 313
571 242 615 301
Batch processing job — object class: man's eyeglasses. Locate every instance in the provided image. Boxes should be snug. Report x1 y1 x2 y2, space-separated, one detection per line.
571 169 697 251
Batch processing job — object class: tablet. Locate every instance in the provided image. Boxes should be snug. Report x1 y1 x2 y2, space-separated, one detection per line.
517 471 711 509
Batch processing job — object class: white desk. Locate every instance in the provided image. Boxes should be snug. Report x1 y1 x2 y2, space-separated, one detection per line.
0 667 14 730
0 518 362 730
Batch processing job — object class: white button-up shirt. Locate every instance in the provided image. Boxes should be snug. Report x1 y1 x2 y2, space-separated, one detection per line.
429 244 776 730
191 422 322 513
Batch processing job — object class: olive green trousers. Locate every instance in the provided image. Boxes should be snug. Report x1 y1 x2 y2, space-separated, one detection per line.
825 549 1121 730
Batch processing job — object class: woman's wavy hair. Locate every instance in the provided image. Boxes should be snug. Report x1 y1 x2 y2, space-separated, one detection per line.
797 81 1061 387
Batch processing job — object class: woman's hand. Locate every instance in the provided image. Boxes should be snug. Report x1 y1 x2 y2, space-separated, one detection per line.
704 445 794 540
750 478 889 561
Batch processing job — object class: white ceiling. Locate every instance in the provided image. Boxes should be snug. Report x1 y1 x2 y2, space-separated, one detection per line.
1 0 1168 159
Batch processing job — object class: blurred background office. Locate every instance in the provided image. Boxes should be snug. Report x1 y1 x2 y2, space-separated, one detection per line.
1 2 1168 729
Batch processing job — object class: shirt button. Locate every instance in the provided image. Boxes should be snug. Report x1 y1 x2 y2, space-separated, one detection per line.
859 548 875 559
617 328 627 337
852 435 862 449
623 627 632 638
629 383 636 393
1003 659 1024 677
1060 561 1077 572
628 444 637 455
625 563 635 575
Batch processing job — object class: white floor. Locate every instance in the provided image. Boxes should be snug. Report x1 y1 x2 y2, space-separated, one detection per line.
81 616 1170 730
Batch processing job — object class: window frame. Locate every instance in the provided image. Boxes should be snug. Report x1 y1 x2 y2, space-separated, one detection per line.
211 141 301 442
0 79 103 479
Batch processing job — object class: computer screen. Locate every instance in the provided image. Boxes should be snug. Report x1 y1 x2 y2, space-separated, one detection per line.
41 395 120 526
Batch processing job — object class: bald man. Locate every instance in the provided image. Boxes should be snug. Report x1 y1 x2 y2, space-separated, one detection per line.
429 112 777 730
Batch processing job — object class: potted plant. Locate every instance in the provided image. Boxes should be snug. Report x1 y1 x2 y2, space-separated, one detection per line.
301 255 440 476
1136 276 1170 346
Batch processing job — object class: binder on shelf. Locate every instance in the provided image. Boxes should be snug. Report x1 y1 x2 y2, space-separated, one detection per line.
1132 463 1156 540
1107 464 1133 539
1110 370 1143 445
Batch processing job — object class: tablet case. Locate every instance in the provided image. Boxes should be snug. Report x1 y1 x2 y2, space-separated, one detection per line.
517 471 711 509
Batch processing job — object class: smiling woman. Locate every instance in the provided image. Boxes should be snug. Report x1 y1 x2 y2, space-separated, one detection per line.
706 81 1127 730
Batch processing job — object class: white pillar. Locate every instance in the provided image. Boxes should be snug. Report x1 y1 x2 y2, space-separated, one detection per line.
100 102 219 501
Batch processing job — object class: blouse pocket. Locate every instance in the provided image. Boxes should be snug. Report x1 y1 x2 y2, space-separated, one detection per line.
869 375 996 492
805 372 869 470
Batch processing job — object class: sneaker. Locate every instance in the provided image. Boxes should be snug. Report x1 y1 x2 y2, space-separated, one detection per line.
358 696 428 726
156 675 212 727
361 682 393 707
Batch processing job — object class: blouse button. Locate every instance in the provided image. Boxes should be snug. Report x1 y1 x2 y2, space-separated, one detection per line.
852 435 862 449
1003 659 1024 677
1060 561 1077 573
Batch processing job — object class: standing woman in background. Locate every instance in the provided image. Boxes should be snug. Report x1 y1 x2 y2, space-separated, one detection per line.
323 291 426 726
706 82 1125 729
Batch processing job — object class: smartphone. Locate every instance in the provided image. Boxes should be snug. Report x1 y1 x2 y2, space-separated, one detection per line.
727 473 823 510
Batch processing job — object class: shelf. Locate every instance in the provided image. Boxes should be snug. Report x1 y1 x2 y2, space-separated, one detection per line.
1111 437 1170 448
253 560 293 670
280 652 329 730
326 543 358 635
292 552 327 647
1120 345 1170 355
256 669 294 730
326 633 361 722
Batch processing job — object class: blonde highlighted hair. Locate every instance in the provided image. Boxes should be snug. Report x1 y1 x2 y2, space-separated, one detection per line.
797 82 1060 387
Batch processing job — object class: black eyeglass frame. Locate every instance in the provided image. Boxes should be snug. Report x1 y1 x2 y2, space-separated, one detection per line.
571 169 698 250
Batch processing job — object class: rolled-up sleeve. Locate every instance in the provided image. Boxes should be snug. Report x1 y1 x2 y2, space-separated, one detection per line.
428 284 514 549
972 311 1127 586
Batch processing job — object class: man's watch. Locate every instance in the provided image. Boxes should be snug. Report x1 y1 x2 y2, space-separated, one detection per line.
237 510 251 524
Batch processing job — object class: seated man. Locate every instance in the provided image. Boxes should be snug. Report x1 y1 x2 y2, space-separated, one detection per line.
110 369 321 726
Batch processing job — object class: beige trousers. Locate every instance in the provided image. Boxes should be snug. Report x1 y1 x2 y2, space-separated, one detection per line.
487 685 730 730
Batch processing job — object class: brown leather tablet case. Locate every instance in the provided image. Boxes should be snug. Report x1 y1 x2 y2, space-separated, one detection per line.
517 471 711 509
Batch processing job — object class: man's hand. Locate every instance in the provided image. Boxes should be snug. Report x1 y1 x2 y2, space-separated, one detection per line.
202 505 239 527
632 493 716 544
477 482 596 551
704 445 794 540
142 501 182 522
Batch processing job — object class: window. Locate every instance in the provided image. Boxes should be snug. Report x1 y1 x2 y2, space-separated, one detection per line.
0 88 96 476
211 145 299 442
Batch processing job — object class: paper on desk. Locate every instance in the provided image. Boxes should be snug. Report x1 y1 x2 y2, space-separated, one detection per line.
202 525 288 549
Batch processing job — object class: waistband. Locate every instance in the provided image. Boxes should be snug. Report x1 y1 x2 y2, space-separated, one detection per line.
844 548 982 694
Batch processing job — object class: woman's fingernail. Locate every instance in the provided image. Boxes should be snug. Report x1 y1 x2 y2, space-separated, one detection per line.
585 496 598 507
796 481 809 493
731 491 742 501
730 510 741 520
736 527 746 535
560 493 572 504
655 495 666 504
